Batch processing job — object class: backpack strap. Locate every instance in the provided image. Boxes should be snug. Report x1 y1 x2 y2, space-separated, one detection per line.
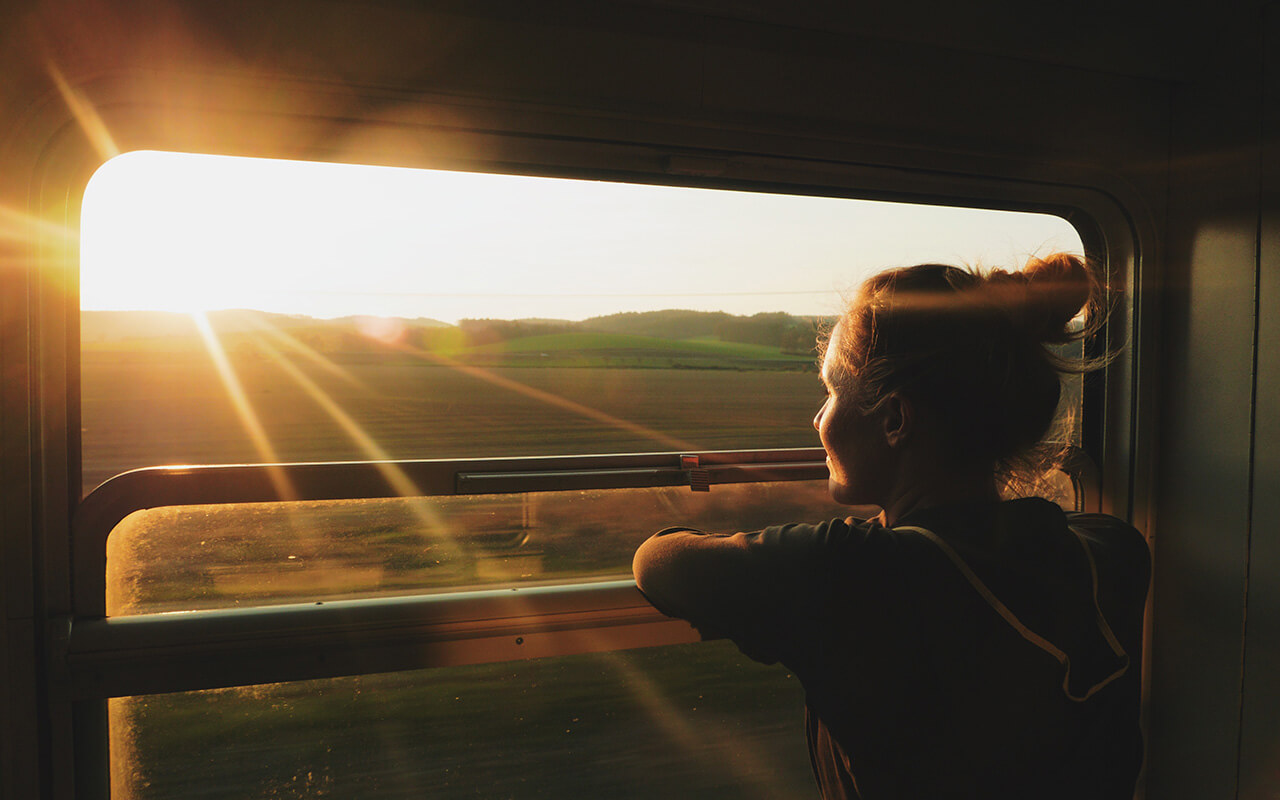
894 523 1129 702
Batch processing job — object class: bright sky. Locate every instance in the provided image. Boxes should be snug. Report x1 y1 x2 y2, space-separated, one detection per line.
80 151 1083 323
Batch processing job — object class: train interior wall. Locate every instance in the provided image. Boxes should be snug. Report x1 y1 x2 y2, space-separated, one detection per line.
1 1 1279 797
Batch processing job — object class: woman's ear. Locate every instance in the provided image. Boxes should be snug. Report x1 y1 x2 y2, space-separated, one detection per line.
881 392 912 448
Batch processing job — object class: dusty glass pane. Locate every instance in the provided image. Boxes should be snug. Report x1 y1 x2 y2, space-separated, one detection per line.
105 471 1076 616
106 480 852 615
109 641 813 800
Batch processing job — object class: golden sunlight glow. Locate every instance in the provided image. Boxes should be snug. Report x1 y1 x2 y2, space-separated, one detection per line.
599 649 808 800
190 312 296 500
81 151 1084 322
47 60 120 162
82 150 1087 485
241 314 372 391
0 205 79 245
392 339 699 451
247 330 456 540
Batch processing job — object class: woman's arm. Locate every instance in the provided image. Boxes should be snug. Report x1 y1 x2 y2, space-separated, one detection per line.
632 520 855 666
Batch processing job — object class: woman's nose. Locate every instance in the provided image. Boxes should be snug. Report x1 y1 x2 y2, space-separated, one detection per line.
813 399 826 431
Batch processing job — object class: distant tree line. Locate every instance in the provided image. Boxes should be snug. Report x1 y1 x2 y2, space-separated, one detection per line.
582 310 733 339
445 310 830 354
85 308 832 357
454 319 578 346
712 312 825 354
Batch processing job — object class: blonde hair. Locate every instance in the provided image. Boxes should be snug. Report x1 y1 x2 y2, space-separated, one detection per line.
821 253 1108 493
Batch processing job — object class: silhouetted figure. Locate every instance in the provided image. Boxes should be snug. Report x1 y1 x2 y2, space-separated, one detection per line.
634 254 1149 799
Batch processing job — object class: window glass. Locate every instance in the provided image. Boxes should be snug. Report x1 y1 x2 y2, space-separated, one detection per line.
83 153 1087 798
106 469 1076 615
80 151 1084 491
106 480 850 615
110 641 812 799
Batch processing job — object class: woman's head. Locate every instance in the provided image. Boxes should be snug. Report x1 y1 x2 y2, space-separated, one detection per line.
817 253 1103 502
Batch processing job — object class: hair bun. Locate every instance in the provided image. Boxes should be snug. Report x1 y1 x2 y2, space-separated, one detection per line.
1021 253 1092 343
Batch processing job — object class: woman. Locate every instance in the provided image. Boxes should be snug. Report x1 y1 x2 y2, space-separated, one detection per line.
632 254 1150 799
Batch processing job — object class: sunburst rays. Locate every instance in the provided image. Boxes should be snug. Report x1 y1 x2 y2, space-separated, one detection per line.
233 310 372 392
386 338 700 453
597 648 807 800
0 206 79 245
191 311 297 501
47 59 120 161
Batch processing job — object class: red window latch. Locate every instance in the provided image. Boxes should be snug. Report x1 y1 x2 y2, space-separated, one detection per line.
681 455 711 492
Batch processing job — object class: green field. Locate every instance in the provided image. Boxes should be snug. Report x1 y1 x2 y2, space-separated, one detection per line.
84 342 837 798
81 351 823 492
111 642 815 800
462 331 812 364
83 338 838 611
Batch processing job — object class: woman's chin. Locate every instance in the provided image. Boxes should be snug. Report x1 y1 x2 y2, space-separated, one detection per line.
828 480 858 506
828 482 882 516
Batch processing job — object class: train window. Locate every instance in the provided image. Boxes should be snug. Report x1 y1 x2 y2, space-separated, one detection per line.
81 151 1085 613
102 472 1079 616
77 150 1090 798
105 480 847 615
80 151 1084 491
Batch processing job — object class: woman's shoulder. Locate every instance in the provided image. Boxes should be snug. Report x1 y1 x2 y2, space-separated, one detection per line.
1066 510 1146 541
1064 510 1152 590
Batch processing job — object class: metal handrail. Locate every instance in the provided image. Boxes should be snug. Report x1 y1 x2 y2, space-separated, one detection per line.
67 579 699 700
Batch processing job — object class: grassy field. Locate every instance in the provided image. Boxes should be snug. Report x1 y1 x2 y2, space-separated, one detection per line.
111 642 815 800
85 345 837 798
463 331 811 362
81 351 823 492
83 315 1084 798
85 344 836 611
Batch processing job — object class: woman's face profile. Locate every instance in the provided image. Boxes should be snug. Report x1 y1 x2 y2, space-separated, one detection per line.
814 323 889 506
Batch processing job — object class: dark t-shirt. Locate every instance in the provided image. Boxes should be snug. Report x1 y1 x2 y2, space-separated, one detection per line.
632 498 1150 800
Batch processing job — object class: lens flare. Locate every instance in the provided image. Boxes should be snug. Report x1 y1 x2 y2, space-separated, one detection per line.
235 312 372 392
598 649 807 800
389 339 700 452
248 332 457 547
0 206 78 245
47 59 120 161
191 311 296 501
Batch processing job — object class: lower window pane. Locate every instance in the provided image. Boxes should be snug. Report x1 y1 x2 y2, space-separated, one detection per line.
106 480 850 615
105 471 1076 616
109 641 814 799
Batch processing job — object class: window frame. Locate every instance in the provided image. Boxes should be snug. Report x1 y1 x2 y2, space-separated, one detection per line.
30 80 1149 800
68 445 1099 699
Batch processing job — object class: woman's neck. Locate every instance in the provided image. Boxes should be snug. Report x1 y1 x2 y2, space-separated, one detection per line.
874 457 1000 527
